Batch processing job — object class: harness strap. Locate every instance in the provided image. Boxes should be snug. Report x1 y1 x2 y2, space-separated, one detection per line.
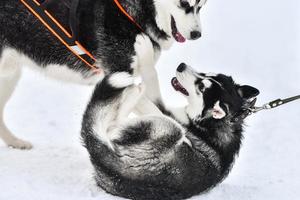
41 0 71 9
69 0 80 40
113 0 144 31
21 0 100 74
40 0 55 8
41 0 79 40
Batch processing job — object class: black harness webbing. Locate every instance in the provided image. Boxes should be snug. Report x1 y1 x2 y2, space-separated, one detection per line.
20 0 100 73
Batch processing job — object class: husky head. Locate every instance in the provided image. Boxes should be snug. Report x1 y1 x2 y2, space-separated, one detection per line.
153 0 207 48
171 63 260 123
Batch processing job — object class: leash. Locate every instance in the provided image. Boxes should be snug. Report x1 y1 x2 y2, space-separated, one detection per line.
232 95 300 122
20 0 101 74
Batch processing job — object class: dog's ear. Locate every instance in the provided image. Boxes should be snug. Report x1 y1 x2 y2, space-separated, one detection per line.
212 101 226 119
237 85 260 100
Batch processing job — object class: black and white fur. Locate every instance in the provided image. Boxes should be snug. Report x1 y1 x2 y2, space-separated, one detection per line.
0 0 206 149
81 62 260 200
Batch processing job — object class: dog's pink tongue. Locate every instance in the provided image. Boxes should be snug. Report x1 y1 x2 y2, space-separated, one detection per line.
175 32 186 43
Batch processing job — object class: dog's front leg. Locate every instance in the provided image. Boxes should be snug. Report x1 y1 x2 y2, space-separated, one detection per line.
133 35 189 123
134 34 163 104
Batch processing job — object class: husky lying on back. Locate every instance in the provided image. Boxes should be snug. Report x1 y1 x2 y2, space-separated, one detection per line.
81 63 260 200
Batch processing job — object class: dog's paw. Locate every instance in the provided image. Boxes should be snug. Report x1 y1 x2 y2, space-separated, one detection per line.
7 138 33 150
134 34 155 68
108 72 134 89
135 34 153 48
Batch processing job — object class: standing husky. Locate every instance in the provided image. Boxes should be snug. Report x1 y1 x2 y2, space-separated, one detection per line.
0 0 206 149
81 63 259 200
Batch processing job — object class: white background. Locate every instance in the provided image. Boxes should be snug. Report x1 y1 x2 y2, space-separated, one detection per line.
0 0 299 199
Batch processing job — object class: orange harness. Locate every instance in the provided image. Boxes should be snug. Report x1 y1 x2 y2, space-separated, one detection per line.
20 0 142 74
113 0 143 31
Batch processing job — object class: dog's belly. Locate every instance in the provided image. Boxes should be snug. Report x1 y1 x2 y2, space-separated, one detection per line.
4 47 104 86
35 63 105 86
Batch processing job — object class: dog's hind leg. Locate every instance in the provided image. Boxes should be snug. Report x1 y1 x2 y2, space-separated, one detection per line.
82 72 144 147
134 95 163 116
0 48 32 149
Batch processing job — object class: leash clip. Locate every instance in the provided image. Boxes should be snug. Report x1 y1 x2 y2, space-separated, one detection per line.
249 102 272 113
232 95 300 122
248 106 264 114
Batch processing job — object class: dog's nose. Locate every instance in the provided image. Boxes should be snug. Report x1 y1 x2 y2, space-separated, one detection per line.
177 63 187 72
190 31 202 40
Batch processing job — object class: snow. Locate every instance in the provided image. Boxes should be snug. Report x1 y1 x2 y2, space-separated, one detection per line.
0 0 299 199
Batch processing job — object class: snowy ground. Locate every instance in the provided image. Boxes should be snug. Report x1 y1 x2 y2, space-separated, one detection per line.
0 0 299 199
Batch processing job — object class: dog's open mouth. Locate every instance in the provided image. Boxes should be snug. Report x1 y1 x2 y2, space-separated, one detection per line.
171 77 189 96
171 16 186 43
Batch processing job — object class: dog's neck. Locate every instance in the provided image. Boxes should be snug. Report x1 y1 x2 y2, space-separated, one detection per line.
116 0 173 49
188 116 244 173
76 0 172 52
156 101 243 173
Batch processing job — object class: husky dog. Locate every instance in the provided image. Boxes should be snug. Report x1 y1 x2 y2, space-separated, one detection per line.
81 62 260 200
0 0 207 149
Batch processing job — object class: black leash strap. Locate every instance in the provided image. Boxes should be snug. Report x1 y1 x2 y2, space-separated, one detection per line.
267 95 300 109
233 95 300 122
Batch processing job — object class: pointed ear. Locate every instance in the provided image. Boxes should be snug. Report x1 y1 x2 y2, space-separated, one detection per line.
238 85 260 100
212 101 226 119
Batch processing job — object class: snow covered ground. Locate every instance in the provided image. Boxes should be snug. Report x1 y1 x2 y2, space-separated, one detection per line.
0 0 299 199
